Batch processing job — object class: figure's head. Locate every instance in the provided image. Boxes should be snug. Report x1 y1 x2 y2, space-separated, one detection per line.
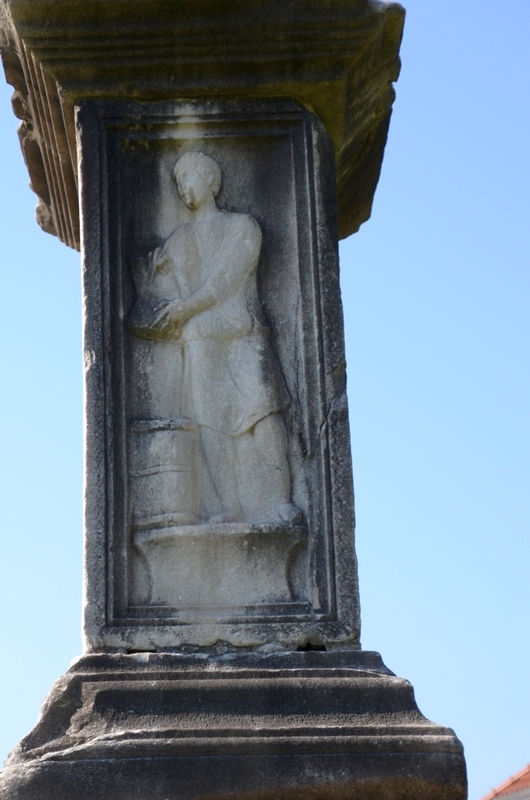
173 152 222 210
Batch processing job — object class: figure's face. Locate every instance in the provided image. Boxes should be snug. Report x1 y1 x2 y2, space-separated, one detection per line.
175 167 211 210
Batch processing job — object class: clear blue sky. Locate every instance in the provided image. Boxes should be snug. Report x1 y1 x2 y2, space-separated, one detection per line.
0 2 528 798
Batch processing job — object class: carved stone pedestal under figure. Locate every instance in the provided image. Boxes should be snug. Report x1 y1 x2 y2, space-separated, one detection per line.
0 1 467 798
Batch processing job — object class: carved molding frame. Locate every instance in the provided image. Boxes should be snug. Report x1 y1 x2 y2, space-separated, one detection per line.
79 99 360 651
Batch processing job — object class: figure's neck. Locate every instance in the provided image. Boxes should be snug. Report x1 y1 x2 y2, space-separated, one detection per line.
191 196 219 221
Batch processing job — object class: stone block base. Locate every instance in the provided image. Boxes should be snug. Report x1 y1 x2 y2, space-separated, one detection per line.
1 651 466 800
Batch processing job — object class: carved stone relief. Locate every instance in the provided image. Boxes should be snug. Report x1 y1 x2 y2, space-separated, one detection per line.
129 151 302 528
80 100 359 649
127 151 304 607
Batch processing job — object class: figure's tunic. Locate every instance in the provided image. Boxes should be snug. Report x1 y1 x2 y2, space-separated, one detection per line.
133 211 288 436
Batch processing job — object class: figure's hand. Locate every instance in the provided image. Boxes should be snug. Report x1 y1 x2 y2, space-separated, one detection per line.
150 246 170 274
128 297 181 341
151 298 185 335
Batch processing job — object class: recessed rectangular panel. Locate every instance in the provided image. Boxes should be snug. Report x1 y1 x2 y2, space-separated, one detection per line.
78 99 359 650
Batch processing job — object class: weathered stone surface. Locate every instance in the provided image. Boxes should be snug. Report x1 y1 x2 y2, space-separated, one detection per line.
128 150 301 528
0 0 404 247
0 3 467 798
1 651 467 800
80 98 359 652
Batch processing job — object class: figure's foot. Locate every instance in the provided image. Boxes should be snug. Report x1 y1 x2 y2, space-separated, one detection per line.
208 509 241 524
278 502 303 525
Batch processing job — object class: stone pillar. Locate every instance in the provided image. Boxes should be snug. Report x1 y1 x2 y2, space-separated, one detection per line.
0 2 467 798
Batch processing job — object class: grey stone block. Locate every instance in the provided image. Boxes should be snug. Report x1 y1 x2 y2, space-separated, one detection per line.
1 651 466 800
78 99 360 652
0 3 467 798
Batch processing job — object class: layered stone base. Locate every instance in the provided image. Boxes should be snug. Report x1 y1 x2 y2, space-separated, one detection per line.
1 651 466 800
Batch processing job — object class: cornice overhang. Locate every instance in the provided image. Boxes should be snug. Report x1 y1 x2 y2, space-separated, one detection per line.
0 0 404 249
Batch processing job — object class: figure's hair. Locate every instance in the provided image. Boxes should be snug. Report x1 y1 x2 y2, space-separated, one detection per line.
173 151 222 197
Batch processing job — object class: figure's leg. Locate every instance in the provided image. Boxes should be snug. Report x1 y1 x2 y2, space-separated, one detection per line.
199 426 241 523
243 414 302 524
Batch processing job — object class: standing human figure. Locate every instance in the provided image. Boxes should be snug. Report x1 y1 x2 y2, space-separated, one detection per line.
130 151 301 525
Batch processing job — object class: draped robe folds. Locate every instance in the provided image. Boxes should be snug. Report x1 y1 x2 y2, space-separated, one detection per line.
131 210 289 436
